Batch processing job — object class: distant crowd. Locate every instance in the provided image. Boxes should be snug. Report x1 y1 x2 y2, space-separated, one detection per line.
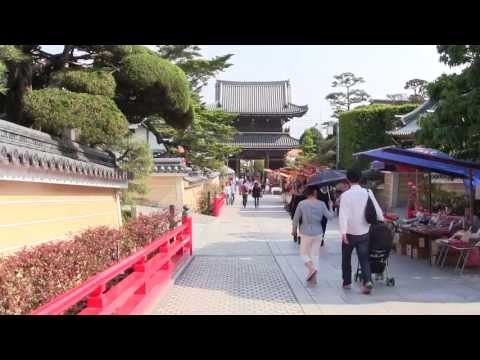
223 176 270 209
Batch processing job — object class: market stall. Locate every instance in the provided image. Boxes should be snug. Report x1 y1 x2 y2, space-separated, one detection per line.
355 146 480 267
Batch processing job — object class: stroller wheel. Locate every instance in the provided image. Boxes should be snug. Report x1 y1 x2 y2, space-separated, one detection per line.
386 278 395 287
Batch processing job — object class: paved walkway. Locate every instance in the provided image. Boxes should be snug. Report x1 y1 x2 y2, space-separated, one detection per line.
151 195 480 315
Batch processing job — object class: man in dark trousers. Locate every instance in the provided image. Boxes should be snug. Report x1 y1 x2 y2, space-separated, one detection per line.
339 169 384 294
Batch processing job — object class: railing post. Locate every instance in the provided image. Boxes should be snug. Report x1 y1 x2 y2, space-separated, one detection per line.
86 284 106 309
168 204 176 230
134 256 149 295
182 215 193 255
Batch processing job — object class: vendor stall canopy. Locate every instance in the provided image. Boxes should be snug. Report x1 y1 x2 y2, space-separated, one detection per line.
354 146 480 185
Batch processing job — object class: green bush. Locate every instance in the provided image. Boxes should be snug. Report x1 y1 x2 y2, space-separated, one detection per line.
50 69 116 98
115 52 193 128
0 212 170 315
338 104 418 169
24 88 129 147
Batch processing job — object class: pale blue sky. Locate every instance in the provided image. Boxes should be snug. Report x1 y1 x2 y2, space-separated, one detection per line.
42 45 461 138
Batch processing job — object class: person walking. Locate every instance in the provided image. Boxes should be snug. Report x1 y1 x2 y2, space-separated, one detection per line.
292 186 334 283
317 187 331 247
339 169 384 294
289 184 307 244
223 181 232 206
252 182 262 208
229 180 235 205
240 180 249 208
236 177 242 196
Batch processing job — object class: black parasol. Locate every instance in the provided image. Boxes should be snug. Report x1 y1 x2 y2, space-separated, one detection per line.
306 170 347 188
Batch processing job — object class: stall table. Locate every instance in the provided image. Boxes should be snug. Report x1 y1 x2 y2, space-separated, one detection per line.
398 223 452 265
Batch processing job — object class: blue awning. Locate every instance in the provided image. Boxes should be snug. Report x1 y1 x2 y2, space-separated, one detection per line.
354 146 480 183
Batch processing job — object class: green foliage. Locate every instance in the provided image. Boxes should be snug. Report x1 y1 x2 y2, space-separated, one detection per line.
404 78 428 103
297 127 336 168
153 46 237 170
115 52 193 127
404 78 428 96
157 45 233 94
50 69 116 98
0 45 30 64
325 72 370 117
0 61 6 95
301 132 316 155
163 103 240 170
299 127 323 154
417 46 480 161
23 88 129 147
315 136 337 168
253 160 265 173
113 139 154 203
436 45 480 67
338 103 418 169
0 45 197 203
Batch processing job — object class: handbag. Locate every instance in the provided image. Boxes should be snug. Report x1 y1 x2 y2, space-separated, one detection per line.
365 189 378 225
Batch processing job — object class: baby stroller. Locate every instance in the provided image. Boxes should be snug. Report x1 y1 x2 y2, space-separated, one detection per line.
355 222 395 287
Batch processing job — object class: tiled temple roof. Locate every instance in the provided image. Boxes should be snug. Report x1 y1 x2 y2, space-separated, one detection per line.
211 80 308 117
0 119 128 188
226 132 300 149
388 100 438 137
153 157 191 174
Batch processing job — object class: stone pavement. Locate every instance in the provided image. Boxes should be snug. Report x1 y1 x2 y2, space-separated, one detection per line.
151 194 480 315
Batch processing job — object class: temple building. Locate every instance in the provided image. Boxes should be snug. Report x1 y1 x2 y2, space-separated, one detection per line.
213 80 308 172
387 99 438 146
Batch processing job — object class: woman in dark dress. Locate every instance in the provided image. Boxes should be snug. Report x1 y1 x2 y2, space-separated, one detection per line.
290 185 306 244
252 182 262 208
316 187 331 247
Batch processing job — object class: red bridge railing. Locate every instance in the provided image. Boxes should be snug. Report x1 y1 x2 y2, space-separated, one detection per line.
32 216 193 315
212 192 226 217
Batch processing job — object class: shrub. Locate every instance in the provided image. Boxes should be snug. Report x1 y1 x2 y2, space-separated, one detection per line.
0 211 170 315
50 69 116 98
114 52 193 129
23 88 129 147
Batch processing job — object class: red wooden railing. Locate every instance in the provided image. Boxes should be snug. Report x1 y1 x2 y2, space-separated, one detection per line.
212 192 226 217
31 216 193 315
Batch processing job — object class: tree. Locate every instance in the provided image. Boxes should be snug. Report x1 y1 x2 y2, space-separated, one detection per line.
0 60 6 94
157 45 233 97
325 72 370 117
299 127 323 155
154 45 240 170
417 45 480 161
0 60 6 115
166 103 239 170
0 45 194 200
404 78 428 103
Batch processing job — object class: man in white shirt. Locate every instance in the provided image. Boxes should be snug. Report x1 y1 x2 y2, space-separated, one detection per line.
339 168 384 294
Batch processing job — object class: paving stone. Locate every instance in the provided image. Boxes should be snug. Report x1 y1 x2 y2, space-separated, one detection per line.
150 194 480 315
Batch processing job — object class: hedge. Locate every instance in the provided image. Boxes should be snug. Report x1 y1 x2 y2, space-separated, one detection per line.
0 212 170 315
23 88 129 147
338 103 418 169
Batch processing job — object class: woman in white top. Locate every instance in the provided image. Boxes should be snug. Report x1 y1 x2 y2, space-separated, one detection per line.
292 186 335 283
223 182 232 206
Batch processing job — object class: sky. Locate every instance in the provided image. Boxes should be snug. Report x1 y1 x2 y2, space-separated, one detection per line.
42 45 462 138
